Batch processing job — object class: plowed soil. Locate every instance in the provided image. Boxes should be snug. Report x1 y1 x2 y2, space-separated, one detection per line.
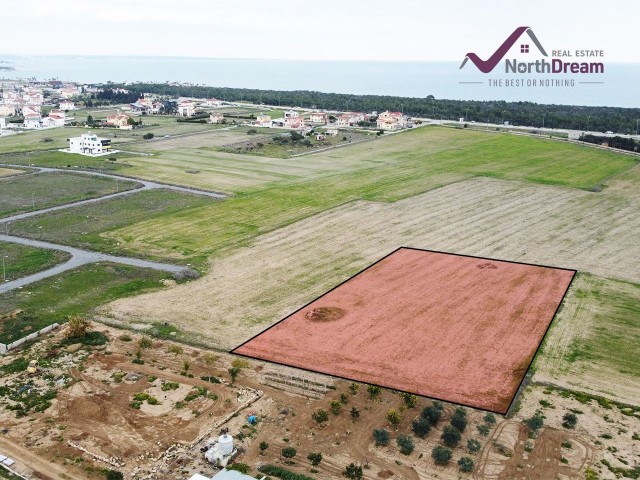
233 248 575 413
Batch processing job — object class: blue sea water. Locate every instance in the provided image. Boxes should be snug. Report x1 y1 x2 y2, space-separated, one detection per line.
0 55 638 108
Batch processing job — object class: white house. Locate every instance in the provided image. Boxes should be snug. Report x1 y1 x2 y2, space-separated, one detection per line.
59 99 76 111
255 114 271 126
335 112 364 127
209 112 224 124
44 109 66 127
0 104 15 116
377 111 407 131
177 101 196 117
325 128 338 136
59 85 79 98
23 116 43 129
0 118 5 131
200 98 222 108
22 105 41 117
309 112 328 124
67 133 113 156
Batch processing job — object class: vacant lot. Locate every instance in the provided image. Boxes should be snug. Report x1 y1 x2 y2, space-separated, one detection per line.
0 171 139 217
235 248 575 413
0 128 78 153
9 189 216 263
535 273 640 405
0 167 25 177
0 241 70 282
0 262 169 344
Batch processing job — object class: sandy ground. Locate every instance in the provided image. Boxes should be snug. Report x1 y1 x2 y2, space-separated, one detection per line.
0 167 26 177
234 248 574 413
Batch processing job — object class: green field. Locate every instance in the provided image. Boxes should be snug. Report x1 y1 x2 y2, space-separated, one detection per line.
0 262 170 344
0 171 139 217
9 189 216 264
0 241 71 281
96 127 637 260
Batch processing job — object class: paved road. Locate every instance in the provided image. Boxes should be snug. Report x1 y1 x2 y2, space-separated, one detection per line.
0 234 190 294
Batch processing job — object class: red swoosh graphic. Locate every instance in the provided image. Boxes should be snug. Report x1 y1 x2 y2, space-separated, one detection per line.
461 26 530 73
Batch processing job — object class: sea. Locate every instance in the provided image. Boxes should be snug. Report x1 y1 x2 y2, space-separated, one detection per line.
1 55 638 108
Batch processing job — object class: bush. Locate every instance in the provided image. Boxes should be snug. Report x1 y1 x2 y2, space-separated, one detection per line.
247 129 258 135
458 456 474 472
373 428 390 446
142 132 155 140
477 424 491 436
467 438 481 453
367 385 381 400
432 445 452 465
451 408 468 432
387 408 402 426
421 401 443 426
138 337 153 349
562 412 578 429
349 383 359 395
401 392 417 408
65 315 91 339
228 366 241 383
258 465 315 480
331 401 342 415
396 435 414 455
343 463 363 480
350 407 360 421
307 452 322 466
484 412 497 424
312 409 329 424
227 463 251 474
526 410 545 431
411 417 431 438
105 470 124 480
441 425 462 447
281 447 296 459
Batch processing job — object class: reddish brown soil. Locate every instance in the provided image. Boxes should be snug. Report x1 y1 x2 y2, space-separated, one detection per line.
233 248 575 413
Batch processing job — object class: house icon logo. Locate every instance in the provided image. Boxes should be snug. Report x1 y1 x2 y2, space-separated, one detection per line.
460 26 548 73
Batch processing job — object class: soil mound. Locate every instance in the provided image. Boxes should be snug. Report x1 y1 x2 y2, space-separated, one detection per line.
305 306 346 322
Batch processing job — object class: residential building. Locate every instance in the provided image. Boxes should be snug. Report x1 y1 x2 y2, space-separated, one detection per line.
105 112 132 129
315 133 326 141
376 110 407 131
59 99 76 110
23 116 43 129
67 132 112 155
200 98 222 108
177 101 196 117
309 112 328 124
0 104 15 116
46 109 66 127
255 114 271 126
335 112 364 127
130 98 153 113
60 85 79 98
325 128 338 136
0 118 5 131
22 105 41 117
209 112 224 124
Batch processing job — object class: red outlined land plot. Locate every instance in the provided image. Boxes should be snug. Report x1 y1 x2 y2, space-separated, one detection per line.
232 247 576 413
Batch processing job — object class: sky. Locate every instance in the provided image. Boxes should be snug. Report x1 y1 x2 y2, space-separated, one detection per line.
2 0 639 62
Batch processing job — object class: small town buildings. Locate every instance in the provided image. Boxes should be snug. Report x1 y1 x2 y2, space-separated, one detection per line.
0 104 15 116
23 116 43 129
377 110 407 131
177 101 196 117
0 118 5 131
255 114 271 126
209 112 224 124
308 112 328 124
46 109 66 127
22 105 41 117
67 132 112 156
200 98 222 108
59 85 79 98
59 99 76 110
325 128 338 136
335 112 364 127
105 112 132 129
315 133 326 141
130 98 153 114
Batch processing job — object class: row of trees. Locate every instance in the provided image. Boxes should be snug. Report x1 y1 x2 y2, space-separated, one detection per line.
95 82 640 134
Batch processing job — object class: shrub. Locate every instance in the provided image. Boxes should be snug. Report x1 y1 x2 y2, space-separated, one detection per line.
247 129 258 135
458 456 474 472
396 435 414 455
65 315 91 339
451 407 468 432
411 417 431 438
312 409 329 424
307 452 322 466
467 438 481 453
484 412 497 424
259 441 269 454
349 383 359 395
421 402 443 426
367 385 381 400
281 447 296 459
562 412 578 429
526 410 545 431
441 425 462 447
350 407 360 421
142 132 155 140
477 424 490 436
228 366 241 383
401 393 417 408
432 445 452 465
331 401 342 415
373 428 390 446
387 408 402 426
227 463 251 474
167 345 183 355
161 382 179 391
105 470 124 480
138 337 153 349
343 463 363 480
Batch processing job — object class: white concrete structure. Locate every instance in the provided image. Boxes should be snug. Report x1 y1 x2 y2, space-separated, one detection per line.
59 99 76 110
177 101 196 117
209 112 224 124
377 110 407 131
0 118 6 131
336 112 364 127
67 133 113 156
105 112 132 129
204 433 237 467
23 116 42 129
309 112 328 124
0 104 15 116
255 114 271 126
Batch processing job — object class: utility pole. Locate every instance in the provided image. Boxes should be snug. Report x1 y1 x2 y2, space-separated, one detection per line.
2 255 7 282
587 115 591 131
542 112 546 129
501 109 506 125
636 119 639 136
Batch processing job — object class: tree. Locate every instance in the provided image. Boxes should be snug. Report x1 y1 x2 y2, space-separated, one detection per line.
127 117 136 126
431 445 452 466
281 447 296 459
142 132 155 140
343 463 363 480
65 315 91 339
105 471 124 480
484 413 497 424
477 424 490 436
340 393 349 404
421 403 443 426
349 383 359 395
467 438 481 453
396 435 414 455
290 131 304 142
312 409 329 425
330 400 342 415
458 456 474 472
87 114 94 125
367 385 381 400
307 452 322 466
451 407 468 432
411 417 431 438
350 407 360 421
525 410 545 432
228 366 241 384
401 393 417 408
259 441 269 455
441 425 462 447
387 408 402 426
373 428 390 446
562 412 578 429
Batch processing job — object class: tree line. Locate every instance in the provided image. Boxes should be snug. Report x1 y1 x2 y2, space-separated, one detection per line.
94 82 640 134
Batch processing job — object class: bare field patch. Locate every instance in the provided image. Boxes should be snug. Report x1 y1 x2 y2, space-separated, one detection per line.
101 174 640 356
0 167 26 177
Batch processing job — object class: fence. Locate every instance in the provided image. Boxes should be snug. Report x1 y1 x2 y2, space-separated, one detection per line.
0 323 59 354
